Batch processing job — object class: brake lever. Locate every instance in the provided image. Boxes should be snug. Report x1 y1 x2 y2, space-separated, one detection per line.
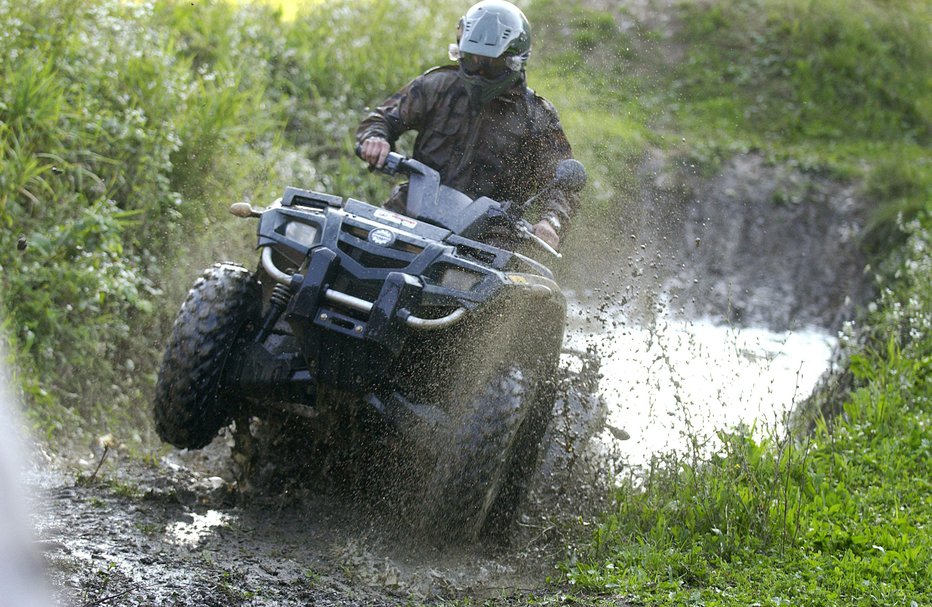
513 217 562 259
486 205 562 259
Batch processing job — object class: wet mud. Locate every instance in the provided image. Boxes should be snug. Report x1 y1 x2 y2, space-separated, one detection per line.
565 149 871 334
30 359 612 607
638 151 871 330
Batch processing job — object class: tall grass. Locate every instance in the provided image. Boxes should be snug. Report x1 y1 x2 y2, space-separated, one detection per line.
0 0 473 445
672 0 931 141
565 216 932 604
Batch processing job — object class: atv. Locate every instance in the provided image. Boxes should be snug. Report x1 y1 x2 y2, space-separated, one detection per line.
153 152 586 540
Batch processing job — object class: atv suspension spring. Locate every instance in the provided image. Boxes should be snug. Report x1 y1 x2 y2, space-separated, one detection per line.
269 283 292 309
255 283 293 344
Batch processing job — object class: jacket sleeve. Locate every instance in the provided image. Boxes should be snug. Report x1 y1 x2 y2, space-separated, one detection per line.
532 100 580 235
355 72 434 148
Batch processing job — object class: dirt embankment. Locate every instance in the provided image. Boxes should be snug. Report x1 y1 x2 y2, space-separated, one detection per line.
637 150 871 331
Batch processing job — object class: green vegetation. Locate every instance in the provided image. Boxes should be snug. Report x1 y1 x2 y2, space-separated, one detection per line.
668 0 931 256
528 0 932 603
531 0 930 256
1 0 930 602
0 0 457 446
562 218 931 604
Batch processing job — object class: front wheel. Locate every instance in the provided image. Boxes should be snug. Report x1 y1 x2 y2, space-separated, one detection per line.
153 263 260 449
425 362 552 543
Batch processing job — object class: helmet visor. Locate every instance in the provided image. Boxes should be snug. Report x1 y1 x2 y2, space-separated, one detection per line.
449 44 524 77
460 53 510 78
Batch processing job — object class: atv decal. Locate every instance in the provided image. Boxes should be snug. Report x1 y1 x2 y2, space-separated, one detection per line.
374 208 418 229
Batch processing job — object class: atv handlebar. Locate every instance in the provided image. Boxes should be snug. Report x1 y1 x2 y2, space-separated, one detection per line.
378 151 407 175
357 149 564 259
354 144 409 176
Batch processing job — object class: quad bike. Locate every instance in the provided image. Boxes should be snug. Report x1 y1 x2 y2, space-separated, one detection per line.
152 151 586 540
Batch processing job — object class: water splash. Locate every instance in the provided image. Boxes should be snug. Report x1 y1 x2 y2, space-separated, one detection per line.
565 301 835 469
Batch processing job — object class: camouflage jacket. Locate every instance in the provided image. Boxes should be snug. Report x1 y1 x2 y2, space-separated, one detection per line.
356 66 578 234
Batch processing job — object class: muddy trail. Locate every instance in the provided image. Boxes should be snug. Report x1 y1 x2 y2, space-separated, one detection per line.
28 148 870 607
32 406 605 606
31 140 866 606
25 0 874 603
31 363 611 607
28 158 869 607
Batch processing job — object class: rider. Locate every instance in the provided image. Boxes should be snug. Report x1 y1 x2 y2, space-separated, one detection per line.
356 0 579 250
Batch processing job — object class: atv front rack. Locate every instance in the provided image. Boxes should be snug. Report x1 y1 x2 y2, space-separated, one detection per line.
261 246 466 330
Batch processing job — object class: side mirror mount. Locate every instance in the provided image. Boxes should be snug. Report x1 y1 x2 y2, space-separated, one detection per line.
554 159 587 193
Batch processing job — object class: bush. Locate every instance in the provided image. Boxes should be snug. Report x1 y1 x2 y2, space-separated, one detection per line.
0 0 488 442
0 0 276 437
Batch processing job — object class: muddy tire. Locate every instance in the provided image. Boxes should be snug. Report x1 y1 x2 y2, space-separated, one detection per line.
153 263 260 449
426 363 549 542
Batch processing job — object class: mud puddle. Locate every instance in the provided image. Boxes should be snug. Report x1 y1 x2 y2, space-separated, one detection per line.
564 299 836 472
29 362 611 607
28 302 839 607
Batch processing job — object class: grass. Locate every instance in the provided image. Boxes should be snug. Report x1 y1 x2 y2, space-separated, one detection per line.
530 0 930 256
0 0 456 442
561 217 932 603
673 0 930 249
523 0 932 603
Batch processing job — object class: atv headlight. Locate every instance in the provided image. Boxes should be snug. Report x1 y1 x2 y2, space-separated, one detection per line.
439 267 482 292
284 220 319 247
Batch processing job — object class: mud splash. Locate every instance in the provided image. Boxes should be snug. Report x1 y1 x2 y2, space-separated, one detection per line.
31 148 868 606
560 148 867 471
564 301 836 470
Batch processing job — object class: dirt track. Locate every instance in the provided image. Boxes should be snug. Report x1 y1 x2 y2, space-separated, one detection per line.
30 366 612 607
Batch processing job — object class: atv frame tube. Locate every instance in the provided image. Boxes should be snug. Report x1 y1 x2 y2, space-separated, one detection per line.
261 245 466 330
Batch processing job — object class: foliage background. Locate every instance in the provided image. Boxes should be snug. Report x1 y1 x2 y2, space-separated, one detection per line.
0 0 459 446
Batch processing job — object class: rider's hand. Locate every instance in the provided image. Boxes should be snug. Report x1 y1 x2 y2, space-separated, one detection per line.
532 220 560 250
360 137 391 168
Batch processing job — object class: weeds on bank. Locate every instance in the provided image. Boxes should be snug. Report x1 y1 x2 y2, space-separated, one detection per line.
0 0 456 443
530 0 930 260
669 0 931 260
562 217 932 604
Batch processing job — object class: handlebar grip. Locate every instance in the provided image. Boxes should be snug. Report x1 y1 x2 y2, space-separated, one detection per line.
380 152 405 175
356 142 408 176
